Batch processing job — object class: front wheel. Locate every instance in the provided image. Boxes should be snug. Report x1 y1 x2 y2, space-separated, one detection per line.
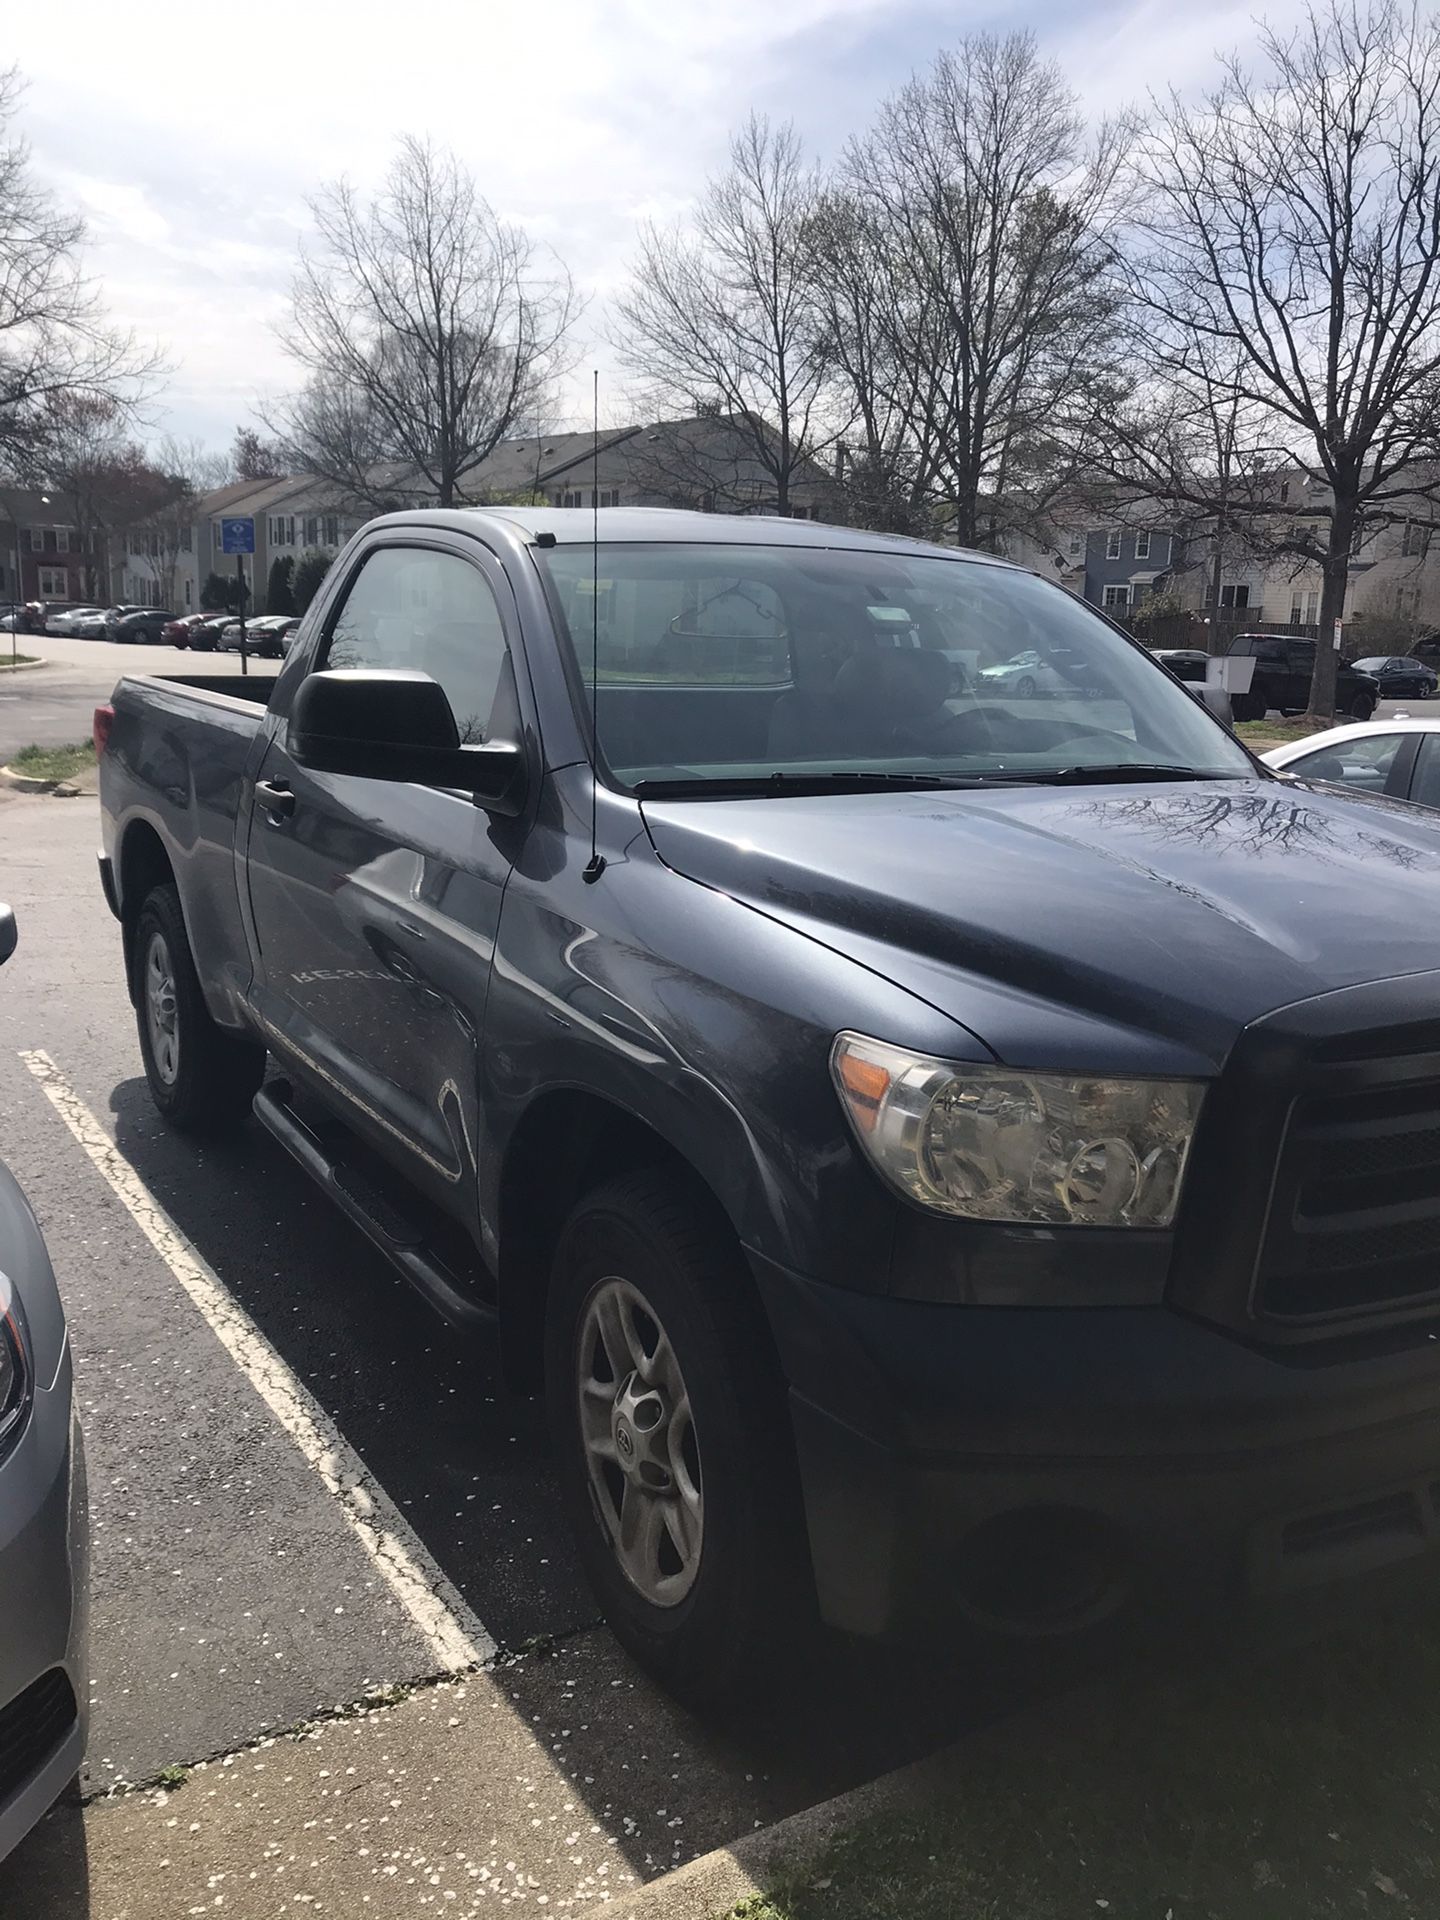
1013 674 1037 698
1345 692 1376 721
133 884 266 1131
546 1172 811 1710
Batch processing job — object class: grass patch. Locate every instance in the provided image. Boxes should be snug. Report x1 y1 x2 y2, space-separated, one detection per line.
1235 718 1329 748
730 1615 1440 1919
0 652 39 669
9 740 95 783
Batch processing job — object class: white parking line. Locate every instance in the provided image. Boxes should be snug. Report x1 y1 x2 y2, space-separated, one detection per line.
20 1047 493 1675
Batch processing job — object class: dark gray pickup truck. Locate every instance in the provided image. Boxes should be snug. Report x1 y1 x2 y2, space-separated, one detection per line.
97 506 1440 1702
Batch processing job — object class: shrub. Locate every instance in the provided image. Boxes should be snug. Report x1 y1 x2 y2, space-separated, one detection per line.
292 549 333 616
265 555 295 615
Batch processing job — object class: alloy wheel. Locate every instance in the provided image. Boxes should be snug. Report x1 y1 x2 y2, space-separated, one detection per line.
575 1276 703 1607
144 930 180 1085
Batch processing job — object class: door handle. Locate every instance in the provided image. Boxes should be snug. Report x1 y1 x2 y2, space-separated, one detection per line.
255 778 295 821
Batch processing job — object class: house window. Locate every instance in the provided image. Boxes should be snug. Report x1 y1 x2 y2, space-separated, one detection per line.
1220 583 1250 609
1105 530 1122 559
1134 530 1151 560
268 515 295 547
37 565 67 597
561 490 584 509
1290 588 1319 624
1101 584 1131 609
180 525 191 553
55 528 69 553
42 528 57 553
303 516 319 547
1403 519 1433 558
323 515 339 547
1068 533 1083 556
1280 480 1290 503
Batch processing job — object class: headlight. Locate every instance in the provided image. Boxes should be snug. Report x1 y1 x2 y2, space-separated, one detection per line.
0 1272 28 1460
832 1033 1203 1228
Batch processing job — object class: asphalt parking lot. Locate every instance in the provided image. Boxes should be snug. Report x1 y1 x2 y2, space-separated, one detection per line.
0 779 992 1916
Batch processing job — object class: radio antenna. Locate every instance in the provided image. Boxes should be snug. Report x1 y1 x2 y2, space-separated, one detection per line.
583 368 606 884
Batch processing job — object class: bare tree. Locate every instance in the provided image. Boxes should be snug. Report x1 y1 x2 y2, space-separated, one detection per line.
0 68 157 477
615 116 835 514
823 35 1128 547
231 426 284 482
39 397 179 600
145 436 228 608
1122 0 1440 719
272 136 577 508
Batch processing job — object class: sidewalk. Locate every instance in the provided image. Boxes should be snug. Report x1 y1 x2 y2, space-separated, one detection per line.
2 1634 807 1918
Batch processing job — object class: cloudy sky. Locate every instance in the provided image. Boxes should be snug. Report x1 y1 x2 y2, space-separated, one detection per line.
8 0 1312 458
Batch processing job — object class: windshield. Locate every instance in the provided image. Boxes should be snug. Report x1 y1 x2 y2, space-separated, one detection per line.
538 542 1254 790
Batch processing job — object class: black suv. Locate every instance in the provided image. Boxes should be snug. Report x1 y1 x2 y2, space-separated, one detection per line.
1226 633 1378 720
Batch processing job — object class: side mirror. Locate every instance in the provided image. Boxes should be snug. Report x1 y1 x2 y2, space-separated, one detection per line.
288 670 526 815
0 905 15 967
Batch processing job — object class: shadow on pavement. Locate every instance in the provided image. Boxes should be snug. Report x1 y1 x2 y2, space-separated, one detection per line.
1 1798 89 1915
99 1073 1120 1867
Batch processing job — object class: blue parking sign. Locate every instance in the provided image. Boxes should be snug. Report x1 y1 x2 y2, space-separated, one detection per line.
220 517 255 555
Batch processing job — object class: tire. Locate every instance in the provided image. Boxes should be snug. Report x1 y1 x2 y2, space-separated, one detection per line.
1014 674 1037 698
546 1170 811 1710
1231 691 1262 722
1345 692 1376 721
132 884 265 1132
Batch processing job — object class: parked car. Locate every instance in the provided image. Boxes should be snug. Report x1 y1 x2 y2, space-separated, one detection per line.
160 614 216 650
95 506 1440 1707
1226 632 1378 719
104 607 176 645
217 615 296 659
1263 717 1440 808
1149 647 1210 685
45 607 105 638
0 904 89 1861
184 614 234 653
1349 655 1438 699
978 647 1068 697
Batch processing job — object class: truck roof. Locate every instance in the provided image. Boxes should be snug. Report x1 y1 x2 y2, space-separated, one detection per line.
363 504 1021 566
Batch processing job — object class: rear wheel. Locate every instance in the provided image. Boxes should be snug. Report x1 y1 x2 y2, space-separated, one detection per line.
133 884 265 1132
546 1171 811 1710
1231 691 1263 722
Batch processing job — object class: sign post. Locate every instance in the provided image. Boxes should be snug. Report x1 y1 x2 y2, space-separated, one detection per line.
220 518 256 675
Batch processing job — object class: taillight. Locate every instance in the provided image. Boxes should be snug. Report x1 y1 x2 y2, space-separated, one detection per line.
93 703 114 756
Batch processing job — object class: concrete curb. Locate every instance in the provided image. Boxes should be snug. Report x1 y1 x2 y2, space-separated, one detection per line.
0 654 51 673
0 764 95 797
616 1747 952 1918
620 1678 1106 1920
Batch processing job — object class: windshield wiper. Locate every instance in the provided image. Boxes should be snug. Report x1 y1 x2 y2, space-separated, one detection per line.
632 770 1010 799
1006 763 1239 786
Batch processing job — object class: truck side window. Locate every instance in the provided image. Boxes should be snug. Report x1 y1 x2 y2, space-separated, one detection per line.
322 546 509 744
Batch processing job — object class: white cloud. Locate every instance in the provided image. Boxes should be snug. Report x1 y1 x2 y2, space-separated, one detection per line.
7 0 1308 452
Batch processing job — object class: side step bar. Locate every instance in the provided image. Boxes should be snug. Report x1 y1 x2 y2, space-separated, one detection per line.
253 1081 497 1333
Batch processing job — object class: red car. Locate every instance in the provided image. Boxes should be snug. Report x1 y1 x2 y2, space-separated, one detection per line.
160 614 213 649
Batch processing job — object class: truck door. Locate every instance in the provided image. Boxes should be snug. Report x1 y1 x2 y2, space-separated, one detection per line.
243 535 525 1205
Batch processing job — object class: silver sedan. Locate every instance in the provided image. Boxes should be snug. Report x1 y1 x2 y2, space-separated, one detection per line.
0 906 88 1862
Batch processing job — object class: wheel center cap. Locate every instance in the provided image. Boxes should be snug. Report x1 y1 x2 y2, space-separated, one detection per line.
614 1416 636 1462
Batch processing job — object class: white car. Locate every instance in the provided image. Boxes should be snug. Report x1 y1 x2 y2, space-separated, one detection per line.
1262 716 1440 809
46 606 104 637
978 649 1066 698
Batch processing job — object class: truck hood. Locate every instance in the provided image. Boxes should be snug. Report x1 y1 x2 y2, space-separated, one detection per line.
640 776 1440 1075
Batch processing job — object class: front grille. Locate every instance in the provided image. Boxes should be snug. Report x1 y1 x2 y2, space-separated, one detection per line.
1256 1070 1440 1322
0 1670 76 1806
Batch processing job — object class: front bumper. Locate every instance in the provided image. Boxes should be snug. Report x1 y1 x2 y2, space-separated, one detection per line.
0 1349 89 1862
754 1255 1440 1639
